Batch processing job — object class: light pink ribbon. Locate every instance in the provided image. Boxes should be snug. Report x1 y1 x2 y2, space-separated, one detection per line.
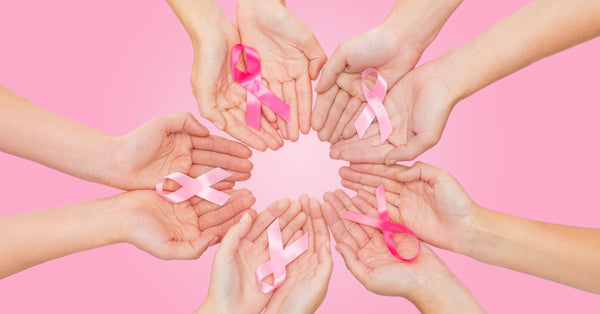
255 219 309 293
354 68 393 143
341 183 420 261
231 44 290 130
155 168 231 206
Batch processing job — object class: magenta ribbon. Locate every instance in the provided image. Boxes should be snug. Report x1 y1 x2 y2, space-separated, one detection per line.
231 44 290 130
255 219 309 293
155 168 231 206
341 183 420 261
354 68 393 143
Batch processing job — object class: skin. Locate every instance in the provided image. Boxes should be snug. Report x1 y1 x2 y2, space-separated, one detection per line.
195 197 333 314
0 189 256 279
339 161 600 294
0 85 253 190
166 0 285 151
328 0 600 164
321 189 484 313
236 0 327 141
312 0 463 144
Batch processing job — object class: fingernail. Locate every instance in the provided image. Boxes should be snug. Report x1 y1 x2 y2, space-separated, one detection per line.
214 122 224 130
326 241 331 250
386 159 398 166
240 212 250 223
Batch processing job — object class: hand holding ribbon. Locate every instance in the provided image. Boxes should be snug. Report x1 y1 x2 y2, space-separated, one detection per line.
231 44 290 131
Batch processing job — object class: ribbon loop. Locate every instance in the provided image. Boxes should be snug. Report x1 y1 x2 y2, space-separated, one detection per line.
341 183 420 261
231 44 290 130
256 219 309 293
354 68 393 143
155 168 231 206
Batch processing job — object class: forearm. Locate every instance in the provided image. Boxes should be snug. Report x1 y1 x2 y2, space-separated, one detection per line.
409 266 484 313
382 0 463 52
0 196 125 278
0 85 120 185
436 0 600 102
465 205 600 294
165 0 230 43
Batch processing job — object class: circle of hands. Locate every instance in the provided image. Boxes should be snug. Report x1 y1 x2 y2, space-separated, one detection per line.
114 0 478 312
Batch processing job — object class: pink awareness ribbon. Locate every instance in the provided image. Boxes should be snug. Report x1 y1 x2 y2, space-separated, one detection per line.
255 219 309 293
155 168 231 206
231 44 290 130
341 183 420 261
354 68 393 143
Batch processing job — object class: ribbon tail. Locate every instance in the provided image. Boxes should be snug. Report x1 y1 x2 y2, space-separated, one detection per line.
246 91 262 130
256 89 290 122
354 106 376 139
375 105 393 143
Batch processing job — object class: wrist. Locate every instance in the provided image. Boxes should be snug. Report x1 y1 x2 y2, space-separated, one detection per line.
167 0 231 44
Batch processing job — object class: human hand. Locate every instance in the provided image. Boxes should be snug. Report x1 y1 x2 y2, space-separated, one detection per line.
116 188 256 260
264 195 333 314
105 112 253 190
196 198 308 314
329 62 455 164
322 190 483 312
338 161 478 254
237 0 327 141
312 0 463 145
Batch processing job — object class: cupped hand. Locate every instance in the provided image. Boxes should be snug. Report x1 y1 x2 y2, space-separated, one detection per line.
338 161 478 254
329 61 455 164
264 195 333 314
108 112 253 190
237 0 327 141
190 15 284 152
322 189 454 298
117 188 256 260
312 25 422 143
196 198 308 314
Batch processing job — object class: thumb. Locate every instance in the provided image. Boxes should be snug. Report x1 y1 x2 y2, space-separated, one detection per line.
215 212 253 260
197 96 227 131
384 133 438 165
301 34 327 81
314 45 347 92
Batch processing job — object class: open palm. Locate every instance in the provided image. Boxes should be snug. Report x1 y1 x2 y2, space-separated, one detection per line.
237 0 326 141
118 188 256 260
191 18 283 152
329 62 454 164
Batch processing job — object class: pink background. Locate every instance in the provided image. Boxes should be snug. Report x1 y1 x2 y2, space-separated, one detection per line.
1 0 599 312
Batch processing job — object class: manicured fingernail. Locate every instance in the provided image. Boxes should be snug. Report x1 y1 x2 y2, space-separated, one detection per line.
240 213 250 223
214 122 224 130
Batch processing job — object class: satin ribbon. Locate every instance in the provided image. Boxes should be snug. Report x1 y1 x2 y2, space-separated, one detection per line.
155 168 231 206
341 183 420 261
231 44 290 130
255 219 309 293
354 68 393 143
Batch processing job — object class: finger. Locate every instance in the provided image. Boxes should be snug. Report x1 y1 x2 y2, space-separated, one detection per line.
339 165 402 191
215 212 254 258
315 241 333 283
297 74 313 135
309 197 330 250
165 112 209 137
315 44 347 93
160 234 216 260
350 196 379 239
318 90 351 142
305 40 327 81
204 209 258 241
221 110 268 151
192 135 252 159
192 150 253 173
246 198 292 242
283 80 300 142
197 97 227 131
261 78 277 123
283 219 307 248
226 108 284 151
340 179 374 195
355 189 402 223
342 101 366 139
312 86 338 132
189 165 250 183
338 143 394 163
323 192 363 250
255 201 304 247
299 195 315 251
331 189 372 245
211 181 236 190
335 243 371 285
197 189 256 229
269 81 287 139
394 161 442 185
349 163 410 180
329 96 362 144
384 133 439 165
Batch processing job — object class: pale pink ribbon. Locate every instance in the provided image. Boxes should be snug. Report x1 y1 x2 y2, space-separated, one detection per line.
255 219 309 293
341 183 420 261
354 68 393 143
155 168 231 206
231 44 290 130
